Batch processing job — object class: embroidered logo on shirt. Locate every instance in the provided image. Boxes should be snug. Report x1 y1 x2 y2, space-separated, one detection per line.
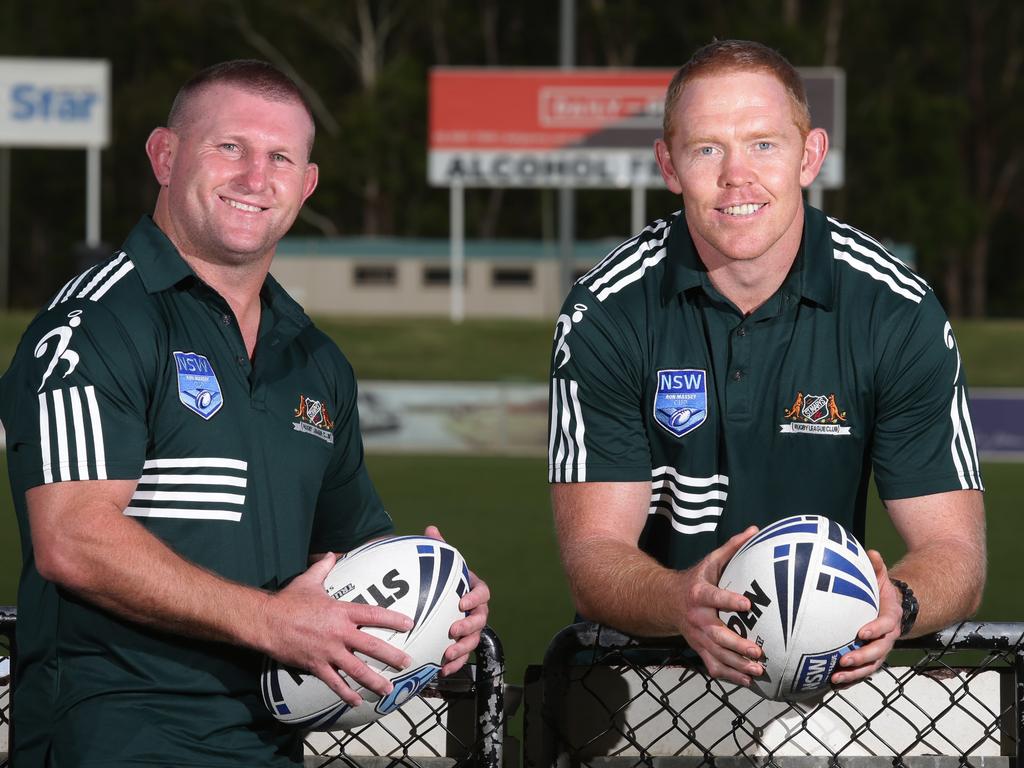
653 369 708 437
173 351 224 420
780 391 851 436
293 395 335 444
35 310 84 391
553 303 588 370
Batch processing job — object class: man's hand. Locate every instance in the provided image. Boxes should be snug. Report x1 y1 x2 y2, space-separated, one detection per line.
831 549 901 685
674 526 766 686
261 553 415 707
424 525 491 676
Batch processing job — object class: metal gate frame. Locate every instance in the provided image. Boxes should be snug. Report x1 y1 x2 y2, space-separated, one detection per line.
0 607 505 768
530 621 1024 768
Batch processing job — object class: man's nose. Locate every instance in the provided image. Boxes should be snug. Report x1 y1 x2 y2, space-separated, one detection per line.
719 150 754 187
236 155 268 192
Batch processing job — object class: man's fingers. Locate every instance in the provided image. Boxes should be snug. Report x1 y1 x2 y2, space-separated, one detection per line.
312 663 364 708
716 526 759 564
334 652 394 699
347 630 412 671
343 602 414 632
424 525 444 541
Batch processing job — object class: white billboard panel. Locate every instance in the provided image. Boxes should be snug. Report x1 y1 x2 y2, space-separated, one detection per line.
0 58 110 148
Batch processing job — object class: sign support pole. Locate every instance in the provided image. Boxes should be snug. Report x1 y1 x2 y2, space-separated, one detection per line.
0 148 9 309
86 146 101 247
630 185 645 235
450 181 465 323
557 0 576 295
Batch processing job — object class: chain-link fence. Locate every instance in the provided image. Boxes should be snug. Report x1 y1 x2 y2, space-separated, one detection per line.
0 607 13 768
0 607 505 768
524 621 1024 768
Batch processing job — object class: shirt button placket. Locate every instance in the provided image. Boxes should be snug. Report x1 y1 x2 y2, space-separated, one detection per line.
729 322 750 417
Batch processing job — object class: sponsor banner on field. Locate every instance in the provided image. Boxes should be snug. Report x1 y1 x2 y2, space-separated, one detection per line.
968 388 1024 461
357 380 548 455
0 385 1019 459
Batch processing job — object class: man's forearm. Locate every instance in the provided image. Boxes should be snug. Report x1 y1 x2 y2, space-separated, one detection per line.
888 537 986 637
561 536 688 637
30 487 276 654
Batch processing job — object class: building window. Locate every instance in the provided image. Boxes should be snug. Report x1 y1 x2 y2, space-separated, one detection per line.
354 264 397 286
422 266 466 286
492 267 534 287
423 266 451 286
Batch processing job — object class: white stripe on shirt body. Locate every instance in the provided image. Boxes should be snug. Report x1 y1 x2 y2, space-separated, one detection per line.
648 467 730 535
127 457 249 521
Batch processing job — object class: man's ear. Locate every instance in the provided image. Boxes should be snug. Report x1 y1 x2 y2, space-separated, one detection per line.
300 162 319 206
145 127 177 187
654 138 683 196
799 128 829 188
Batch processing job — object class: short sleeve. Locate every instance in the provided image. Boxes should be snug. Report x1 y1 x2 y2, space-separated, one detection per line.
548 286 651 483
871 293 984 499
310 359 393 553
1 301 150 489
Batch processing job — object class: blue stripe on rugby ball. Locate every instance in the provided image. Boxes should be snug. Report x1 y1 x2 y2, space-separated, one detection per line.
740 521 819 554
821 547 875 591
828 575 878 610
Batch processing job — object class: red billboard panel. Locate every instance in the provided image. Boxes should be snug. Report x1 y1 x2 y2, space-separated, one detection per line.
428 67 844 189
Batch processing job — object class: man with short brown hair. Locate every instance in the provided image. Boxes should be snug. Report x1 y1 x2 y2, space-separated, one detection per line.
549 39 984 690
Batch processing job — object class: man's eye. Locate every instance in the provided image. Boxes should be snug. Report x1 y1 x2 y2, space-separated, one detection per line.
699 147 716 156
756 142 773 151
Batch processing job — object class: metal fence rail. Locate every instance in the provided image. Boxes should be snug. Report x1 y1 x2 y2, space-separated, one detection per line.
0 607 505 768
525 621 1024 768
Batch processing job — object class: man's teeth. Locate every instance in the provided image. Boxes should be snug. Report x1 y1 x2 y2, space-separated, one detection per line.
721 203 763 216
225 198 262 212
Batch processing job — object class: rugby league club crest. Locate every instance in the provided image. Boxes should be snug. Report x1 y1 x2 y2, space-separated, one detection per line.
653 369 707 437
173 351 224 419
779 391 851 436
293 394 335 444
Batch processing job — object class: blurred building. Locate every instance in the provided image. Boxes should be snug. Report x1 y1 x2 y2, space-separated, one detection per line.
272 237 615 319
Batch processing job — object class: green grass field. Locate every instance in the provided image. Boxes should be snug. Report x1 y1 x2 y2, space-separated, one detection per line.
0 455 1020 688
0 313 1018 386
1 314 1022 689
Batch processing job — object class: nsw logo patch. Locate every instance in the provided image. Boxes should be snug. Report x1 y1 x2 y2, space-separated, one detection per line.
653 368 707 437
173 351 223 420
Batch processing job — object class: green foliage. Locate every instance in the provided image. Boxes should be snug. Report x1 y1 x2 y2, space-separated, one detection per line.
1 2 1022 311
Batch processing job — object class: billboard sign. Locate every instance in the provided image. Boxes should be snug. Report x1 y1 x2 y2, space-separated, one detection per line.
0 58 110 148
428 67 844 189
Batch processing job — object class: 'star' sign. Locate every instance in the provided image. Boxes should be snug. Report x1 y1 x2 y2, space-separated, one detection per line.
0 58 110 148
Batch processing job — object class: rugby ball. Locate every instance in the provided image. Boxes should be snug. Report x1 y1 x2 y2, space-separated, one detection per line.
717 515 879 701
261 535 471 730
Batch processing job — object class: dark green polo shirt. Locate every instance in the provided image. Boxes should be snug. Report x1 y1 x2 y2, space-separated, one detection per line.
1 217 393 767
548 205 982 571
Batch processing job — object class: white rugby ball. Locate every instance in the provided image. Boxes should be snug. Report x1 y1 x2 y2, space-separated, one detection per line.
717 515 879 701
261 535 470 730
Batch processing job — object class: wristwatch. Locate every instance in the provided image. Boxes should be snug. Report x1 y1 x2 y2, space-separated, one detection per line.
890 578 919 637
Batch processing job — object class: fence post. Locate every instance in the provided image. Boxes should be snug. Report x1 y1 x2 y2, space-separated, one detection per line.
475 626 505 768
